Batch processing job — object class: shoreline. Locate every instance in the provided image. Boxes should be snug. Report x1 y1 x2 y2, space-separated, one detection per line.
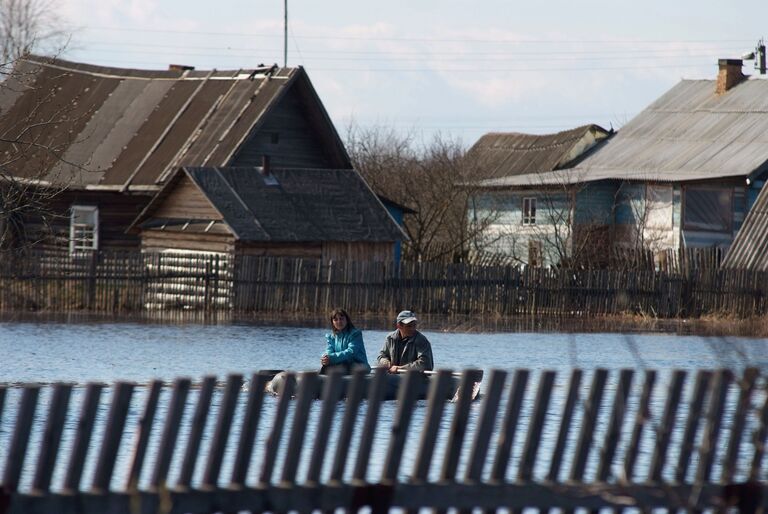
1 310 766 337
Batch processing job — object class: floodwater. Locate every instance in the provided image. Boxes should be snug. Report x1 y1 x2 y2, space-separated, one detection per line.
0 318 767 494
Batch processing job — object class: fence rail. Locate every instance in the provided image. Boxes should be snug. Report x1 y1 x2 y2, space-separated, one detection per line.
0 249 766 318
0 367 766 513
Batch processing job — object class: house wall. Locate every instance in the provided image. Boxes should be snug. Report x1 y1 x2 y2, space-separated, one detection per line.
9 188 151 251
152 175 222 221
680 180 746 248
322 242 394 262
140 230 235 254
231 86 338 169
472 189 572 267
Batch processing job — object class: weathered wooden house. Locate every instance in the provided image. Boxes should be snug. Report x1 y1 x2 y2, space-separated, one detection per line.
471 59 768 267
465 125 612 266
128 165 404 262
0 55 359 253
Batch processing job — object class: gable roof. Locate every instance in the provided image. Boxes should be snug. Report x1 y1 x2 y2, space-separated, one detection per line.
131 167 405 243
476 77 768 188
0 55 350 190
467 124 611 180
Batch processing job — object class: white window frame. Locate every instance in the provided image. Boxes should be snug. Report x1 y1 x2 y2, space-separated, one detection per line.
522 197 537 225
69 205 99 254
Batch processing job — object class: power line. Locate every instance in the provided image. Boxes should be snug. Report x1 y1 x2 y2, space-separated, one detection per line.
72 39 750 58
79 26 754 45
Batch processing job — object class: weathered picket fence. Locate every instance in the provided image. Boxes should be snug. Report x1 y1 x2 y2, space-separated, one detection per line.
0 367 766 514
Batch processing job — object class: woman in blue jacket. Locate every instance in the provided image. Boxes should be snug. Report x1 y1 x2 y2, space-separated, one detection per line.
320 308 371 374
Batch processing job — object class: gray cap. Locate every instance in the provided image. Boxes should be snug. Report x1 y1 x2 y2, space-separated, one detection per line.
396 310 418 324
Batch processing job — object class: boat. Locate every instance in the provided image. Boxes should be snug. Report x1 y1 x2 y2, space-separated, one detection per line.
263 369 483 401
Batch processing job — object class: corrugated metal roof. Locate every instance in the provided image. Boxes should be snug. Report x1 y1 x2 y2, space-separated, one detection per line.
467 124 610 180
722 185 768 271
0 55 307 189
570 78 768 182
476 78 768 189
159 167 405 243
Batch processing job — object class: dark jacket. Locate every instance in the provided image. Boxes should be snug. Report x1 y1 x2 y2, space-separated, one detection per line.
376 329 434 371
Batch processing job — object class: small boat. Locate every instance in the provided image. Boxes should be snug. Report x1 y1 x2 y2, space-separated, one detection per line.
263 369 483 401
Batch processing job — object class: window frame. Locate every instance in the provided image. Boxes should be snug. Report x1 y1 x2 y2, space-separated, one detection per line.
69 205 99 254
522 197 537 225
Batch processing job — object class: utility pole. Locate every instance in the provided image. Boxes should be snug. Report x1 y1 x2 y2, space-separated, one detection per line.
758 38 766 75
283 0 288 67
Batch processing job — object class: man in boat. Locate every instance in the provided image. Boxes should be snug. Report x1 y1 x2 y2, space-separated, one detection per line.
377 310 434 373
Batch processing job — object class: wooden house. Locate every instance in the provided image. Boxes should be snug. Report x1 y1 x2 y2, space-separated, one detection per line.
0 55 352 253
470 59 768 267
127 165 404 262
465 125 612 266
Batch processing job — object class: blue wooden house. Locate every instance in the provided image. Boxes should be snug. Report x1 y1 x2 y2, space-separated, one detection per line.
470 59 768 267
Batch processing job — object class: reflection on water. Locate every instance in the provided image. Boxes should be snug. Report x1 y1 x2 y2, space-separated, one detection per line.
0 320 767 493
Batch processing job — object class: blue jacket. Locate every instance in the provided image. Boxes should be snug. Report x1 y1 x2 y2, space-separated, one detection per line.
324 327 371 372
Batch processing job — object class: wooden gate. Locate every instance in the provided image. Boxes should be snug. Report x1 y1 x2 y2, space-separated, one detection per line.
0 367 765 513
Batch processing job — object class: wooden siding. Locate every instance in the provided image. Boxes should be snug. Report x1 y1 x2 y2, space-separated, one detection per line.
574 182 614 224
236 242 323 258
322 242 394 262
12 189 150 251
151 175 223 220
141 230 235 254
231 86 336 169
474 190 571 267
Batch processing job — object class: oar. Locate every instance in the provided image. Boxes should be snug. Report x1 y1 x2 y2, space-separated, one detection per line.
395 368 483 401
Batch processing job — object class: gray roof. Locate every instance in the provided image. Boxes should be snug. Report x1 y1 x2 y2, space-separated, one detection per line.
467 125 610 180
137 167 404 243
478 78 768 188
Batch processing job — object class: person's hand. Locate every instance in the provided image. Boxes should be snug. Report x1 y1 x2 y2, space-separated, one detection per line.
321 355 330 366
388 365 400 374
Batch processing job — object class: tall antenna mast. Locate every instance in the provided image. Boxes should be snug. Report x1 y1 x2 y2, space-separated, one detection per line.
283 0 288 67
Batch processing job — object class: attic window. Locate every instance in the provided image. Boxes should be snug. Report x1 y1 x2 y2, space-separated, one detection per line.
69 205 99 253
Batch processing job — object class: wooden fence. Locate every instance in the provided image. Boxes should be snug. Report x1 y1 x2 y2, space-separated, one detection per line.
1 249 767 318
0 367 766 513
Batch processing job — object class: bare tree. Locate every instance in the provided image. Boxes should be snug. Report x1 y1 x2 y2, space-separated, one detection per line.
0 0 72 251
0 0 68 63
346 123 503 263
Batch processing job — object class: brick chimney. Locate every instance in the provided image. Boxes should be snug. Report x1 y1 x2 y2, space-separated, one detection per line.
716 59 744 94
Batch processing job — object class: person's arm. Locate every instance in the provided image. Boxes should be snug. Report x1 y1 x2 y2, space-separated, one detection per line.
398 335 434 371
376 336 392 368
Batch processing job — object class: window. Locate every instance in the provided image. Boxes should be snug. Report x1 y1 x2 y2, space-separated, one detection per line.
70 205 99 253
683 187 732 232
522 197 536 225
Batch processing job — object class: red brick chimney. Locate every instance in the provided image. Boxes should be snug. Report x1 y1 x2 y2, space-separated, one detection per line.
716 59 744 94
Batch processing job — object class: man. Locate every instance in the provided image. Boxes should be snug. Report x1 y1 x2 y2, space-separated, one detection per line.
377 310 434 373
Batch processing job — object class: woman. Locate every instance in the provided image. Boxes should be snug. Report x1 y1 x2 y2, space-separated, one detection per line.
320 308 371 374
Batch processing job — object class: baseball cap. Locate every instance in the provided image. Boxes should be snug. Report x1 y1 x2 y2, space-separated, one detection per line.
396 310 418 324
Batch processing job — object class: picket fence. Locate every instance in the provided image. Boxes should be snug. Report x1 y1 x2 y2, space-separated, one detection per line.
0 367 766 513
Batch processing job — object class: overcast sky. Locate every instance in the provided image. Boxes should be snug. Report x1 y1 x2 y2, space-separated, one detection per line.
57 0 767 147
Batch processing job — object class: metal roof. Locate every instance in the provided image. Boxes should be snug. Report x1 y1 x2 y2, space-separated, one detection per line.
0 55 347 190
722 185 768 271
467 125 610 180
137 167 405 243
477 78 768 189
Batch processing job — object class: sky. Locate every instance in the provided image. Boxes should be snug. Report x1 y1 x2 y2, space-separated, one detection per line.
52 0 768 148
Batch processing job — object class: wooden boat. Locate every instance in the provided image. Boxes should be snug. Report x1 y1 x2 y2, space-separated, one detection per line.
263 369 483 401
